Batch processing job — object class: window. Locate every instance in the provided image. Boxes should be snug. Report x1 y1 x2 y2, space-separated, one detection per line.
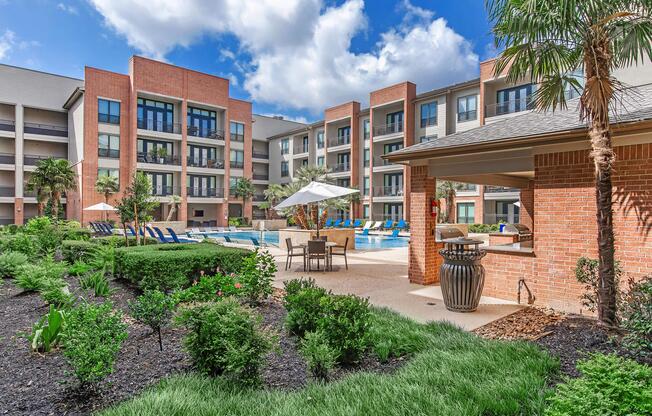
385 111 404 134
363 119 370 140
420 102 437 127
336 126 351 145
458 183 477 192
144 172 173 196
317 156 324 166
188 145 219 168
457 95 478 122
193 209 205 217
384 203 403 221
337 178 350 188
384 142 403 154
281 161 289 177
187 175 217 197
383 173 403 196
495 84 535 115
363 204 370 218
281 138 289 155
363 176 370 196
317 131 324 148
363 148 370 167
137 139 174 164
98 134 120 158
230 121 245 141
302 159 309 166
419 135 437 144
188 107 217 138
336 152 350 171
97 168 119 182
137 98 175 132
229 177 238 193
302 136 309 153
457 202 475 224
98 99 120 124
230 150 244 169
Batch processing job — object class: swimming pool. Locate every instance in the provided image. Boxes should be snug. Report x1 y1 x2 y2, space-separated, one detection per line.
203 230 409 250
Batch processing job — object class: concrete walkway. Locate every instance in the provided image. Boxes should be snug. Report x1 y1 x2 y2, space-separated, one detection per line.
269 246 522 331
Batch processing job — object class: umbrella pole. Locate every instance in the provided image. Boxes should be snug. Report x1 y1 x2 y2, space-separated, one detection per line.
315 202 320 239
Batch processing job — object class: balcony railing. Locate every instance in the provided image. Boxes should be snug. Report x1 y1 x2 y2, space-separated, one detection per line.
151 185 180 196
373 122 402 137
187 156 224 169
187 187 224 198
137 118 181 134
293 145 309 154
252 151 269 159
24 154 52 165
230 160 244 169
253 173 269 180
0 153 15 164
0 119 15 132
253 194 266 202
230 133 244 142
485 185 520 193
98 114 120 124
373 156 398 167
485 96 533 118
0 218 15 225
0 187 15 197
187 126 225 140
98 148 120 158
457 110 477 122
24 122 68 137
373 186 404 197
484 213 520 224
330 162 350 173
328 135 350 147
137 152 181 165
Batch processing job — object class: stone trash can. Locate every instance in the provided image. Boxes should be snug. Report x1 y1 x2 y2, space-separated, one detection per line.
439 237 487 312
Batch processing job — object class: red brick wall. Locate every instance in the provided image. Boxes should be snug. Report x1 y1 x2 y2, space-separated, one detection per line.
483 251 535 301
408 166 441 284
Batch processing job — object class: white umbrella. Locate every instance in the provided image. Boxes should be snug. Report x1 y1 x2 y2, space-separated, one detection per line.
83 202 116 211
274 181 359 237
514 201 521 208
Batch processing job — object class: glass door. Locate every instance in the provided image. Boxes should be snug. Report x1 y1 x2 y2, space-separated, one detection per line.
383 173 403 196
386 111 403 133
384 203 403 221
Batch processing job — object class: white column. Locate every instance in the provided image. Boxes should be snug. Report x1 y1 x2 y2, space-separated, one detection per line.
14 104 24 198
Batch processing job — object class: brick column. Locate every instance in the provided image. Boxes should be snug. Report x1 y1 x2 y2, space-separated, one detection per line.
408 165 440 285
519 180 534 232
14 198 24 225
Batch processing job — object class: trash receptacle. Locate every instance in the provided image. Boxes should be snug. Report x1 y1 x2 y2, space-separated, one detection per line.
439 237 486 312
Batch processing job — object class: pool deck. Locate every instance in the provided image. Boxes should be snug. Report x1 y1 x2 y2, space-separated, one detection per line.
266 245 523 331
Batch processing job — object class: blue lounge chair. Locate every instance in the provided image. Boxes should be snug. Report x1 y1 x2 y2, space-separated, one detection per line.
390 229 400 238
88 222 101 234
395 219 407 229
324 218 333 227
342 219 351 227
167 228 199 243
353 219 362 228
361 228 370 236
150 227 172 243
382 219 394 230
127 225 137 236
223 235 233 243
333 219 342 227
98 223 112 235
250 237 260 246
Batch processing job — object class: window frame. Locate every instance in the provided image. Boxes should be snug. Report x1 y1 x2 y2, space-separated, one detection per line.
420 102 437 127
457 95 478 122
281 138 290 155
281 161 289 177
98 99 120 124
98 134 120 158
456 202 475 224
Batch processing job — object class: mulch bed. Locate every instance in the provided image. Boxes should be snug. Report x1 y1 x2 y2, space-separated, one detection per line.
0 279 405 415
474 307 652 378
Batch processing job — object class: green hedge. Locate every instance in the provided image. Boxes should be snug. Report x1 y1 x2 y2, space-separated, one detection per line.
61 240 98 263
114 243 251 291
94 236 159 248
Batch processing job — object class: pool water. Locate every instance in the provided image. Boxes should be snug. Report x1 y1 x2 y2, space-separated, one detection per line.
204 230 409 250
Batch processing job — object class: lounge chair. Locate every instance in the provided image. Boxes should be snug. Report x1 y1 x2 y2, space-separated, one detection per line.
382 220 394 230
395 219 407 229
361 228 370 236
371 221 383 230
362 221 373 230
190 227 202 234
390 229 400 238
330 237 349 270
223 235 233 243
148 226 169 243
166 228 199 243
353 219 362 228
229 226 237 232
98 223 113 236
333 219 342 227
127 225 137 236
324 218 333 227
250 237 261 247
342 219 351 228
217 227 226 233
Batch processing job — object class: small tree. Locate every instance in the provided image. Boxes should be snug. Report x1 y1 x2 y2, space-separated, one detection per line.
129 290 174 351
436 181 463 223
115 173 159 245
95 175 119 204
166 195 182 221
233 177 255 222
25 174 50 217
263 183 285 219
30 158 76 220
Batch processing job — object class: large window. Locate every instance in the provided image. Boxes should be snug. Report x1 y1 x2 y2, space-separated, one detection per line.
187 145 220 168
420 102 437 127
229 176 238 193
457 202 475 224
363 119 370 140
187 175 217 197
98 134 119 158
363 176 370 196
98 99 120 124
137 139 175 164
230 150 244 169
457 95 477 122
281 161 289 177
302 136 309 153
144 172 174 196
137 98 175 132
317 131 324 149
336 152 350 171
363 204 370 218
281 138 289 155
230 121 244 141
188 107 217 138
496 84 535 115
317 156 324 166
385 111 403 133
363 148 370 167
97 168 119 182
384 203 403 221
383 173 403 196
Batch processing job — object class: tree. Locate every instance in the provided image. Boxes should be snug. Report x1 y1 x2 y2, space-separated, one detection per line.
233 178 255 222
116 172 159 245
29 158 76 220
487 0 652 325
293 165 335 226
25 175 49 217
166 195 182 221
263 183 285 219
436 181 463 223
95 175 119 204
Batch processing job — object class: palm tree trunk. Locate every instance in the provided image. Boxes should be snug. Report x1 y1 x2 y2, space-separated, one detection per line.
446 191 455 223
295 205 309 229
51 191 60 220
319 207 328 228
310 205 318 225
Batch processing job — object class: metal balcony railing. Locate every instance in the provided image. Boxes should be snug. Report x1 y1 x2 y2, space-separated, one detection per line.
0 217 15 225
230 133 244 142
137 118 181 134
0 153 15 164
252 194 266 201
373 186 404 197
485 96 533 118
330 162 350 173
137 152 181 165
24 122 68 137
98 113 120 124
293 145 309 154
24 154 52 165
187 156 224 169
98 148 120 158
187 126 225 140
252 173 269 180
0 187 15 197
328 135 350 147
151 185 180 196
230 160 244 169
485 185 520 193
457 110 478 122
0 119 15 132
373 156 398 167
252 151 269 159
373 122 402 137
186 187 224 198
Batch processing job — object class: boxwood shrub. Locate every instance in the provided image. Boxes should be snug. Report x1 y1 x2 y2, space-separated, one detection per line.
61 240 98 263
95 236 159 248
114 243 251 291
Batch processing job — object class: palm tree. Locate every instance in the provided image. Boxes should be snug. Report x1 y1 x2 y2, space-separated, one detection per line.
166 195 182 221
280 181 310 229
30 158 76 220
487 0 652 325
436 181 463 223
95 175 119 204
25 175 49 217
293 165 333 224
233 177 255 206
263 183 285 219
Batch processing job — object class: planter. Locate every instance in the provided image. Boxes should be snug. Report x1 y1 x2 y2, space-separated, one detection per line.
252 219 287 231
439 239 486 312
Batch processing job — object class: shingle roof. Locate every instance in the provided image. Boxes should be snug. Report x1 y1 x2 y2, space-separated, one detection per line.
387 83 652 158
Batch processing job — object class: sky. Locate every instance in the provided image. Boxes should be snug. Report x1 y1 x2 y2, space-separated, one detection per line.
0 0 494 123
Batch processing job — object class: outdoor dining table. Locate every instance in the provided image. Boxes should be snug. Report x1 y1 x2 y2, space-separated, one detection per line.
299 241 338 271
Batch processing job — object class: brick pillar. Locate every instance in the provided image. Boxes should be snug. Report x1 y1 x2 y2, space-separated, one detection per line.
217 203 227 227
519 180 534 231
14 198 24 225
408 165 441 285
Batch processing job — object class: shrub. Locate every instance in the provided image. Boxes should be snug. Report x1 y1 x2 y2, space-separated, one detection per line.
61 226 91 241
173 273 242 304
95 236 158 248
23 216 53 234
239 249 276 304
68 260 93 277
0 251 29 278
114 243 250 291
575 256 623 313
89 241 116 276
284 281 329 336
79 272 112 297
545 354 652 416
61 240 98 263
467 223 500 233
129 290 175 351
62 302 128 386
14 264 47 292
176 299 274 386
300 331 337 381
0 233 38 257
318 294 371 364
28 305 66 352
40 281 75 308
621 275 652 355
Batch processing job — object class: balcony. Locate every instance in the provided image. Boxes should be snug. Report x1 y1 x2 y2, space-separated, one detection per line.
373 186 404 197
253 173 269 181
457 110 478 122
293 145 309 154
187 156 225 169
187 126 225 140
137 152 181 165
330 162 350 173
252 151 269 159
24 154 52 165
373 156 397 167
230 160 244 169
24 122 67 137
252 194 266 202
98 148 120 158
328 135 350 147
230 133 244 142
151 185 180 197
187 187 224 198
485 185 520 193
98 113 120 124
137 118 181 134
485 96 533 118
0 119 15 132
0 218 14 225
0 153 15 164
0 187 14 197
373 122 402 137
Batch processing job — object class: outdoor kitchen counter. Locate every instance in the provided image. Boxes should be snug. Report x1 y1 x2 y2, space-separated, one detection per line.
485 240 534 255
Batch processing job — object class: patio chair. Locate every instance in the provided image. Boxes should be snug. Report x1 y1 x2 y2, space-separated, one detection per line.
223 235 233 243
166 227 200 243
148 226 170 243
342 219 351 228
285 238 306 271
333 219 343 227
229 226 238 232
390 229 400 238
330 237 349 270
382 219 394 230
395 219 407 229
353 219 363 228
324 218 333 228
307 240 328 272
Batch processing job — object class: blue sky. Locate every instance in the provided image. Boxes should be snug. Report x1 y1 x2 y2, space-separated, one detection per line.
0 0 493 122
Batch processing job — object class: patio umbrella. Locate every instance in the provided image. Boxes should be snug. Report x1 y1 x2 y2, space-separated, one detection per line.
274 181 359 237
83 202 116 221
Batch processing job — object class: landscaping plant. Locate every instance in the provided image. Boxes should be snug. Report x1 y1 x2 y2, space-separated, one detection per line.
283 279 329 336
621 275 652 355
28 305 66 352
0 251 29 278
239 249 276 304
68 260 93 277
129 290 175 351
545 354 652 416
173 273 242 304
300 330 337 381
318 294 371 364
61 240 98 263
575 257 623 315
62 302 128 387
176 298 274 386
79 271 112 297
40 281 75 309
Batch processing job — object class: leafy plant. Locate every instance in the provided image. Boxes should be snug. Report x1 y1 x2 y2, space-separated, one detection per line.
575 257 623 314
173 273 242 304
79 272 112 297
0 251 29 278
545 354 652 416
89 240 116 276
68 260 93 277
62 302 128 387
129 290 175 351
14 264 48 292
318 294 371 364
300 331 337 381
40 280 75 309
28 305 66 352
176 299 274 386
621 275 652 355
284 281 329 336
239 249 276 304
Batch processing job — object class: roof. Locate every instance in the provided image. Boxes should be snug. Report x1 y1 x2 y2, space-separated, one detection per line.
387 83 652 160
414 78 480 101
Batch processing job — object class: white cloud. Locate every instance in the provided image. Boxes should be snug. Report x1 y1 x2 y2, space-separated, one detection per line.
57 2 79 15
0 29 15 59
88 0 479 113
